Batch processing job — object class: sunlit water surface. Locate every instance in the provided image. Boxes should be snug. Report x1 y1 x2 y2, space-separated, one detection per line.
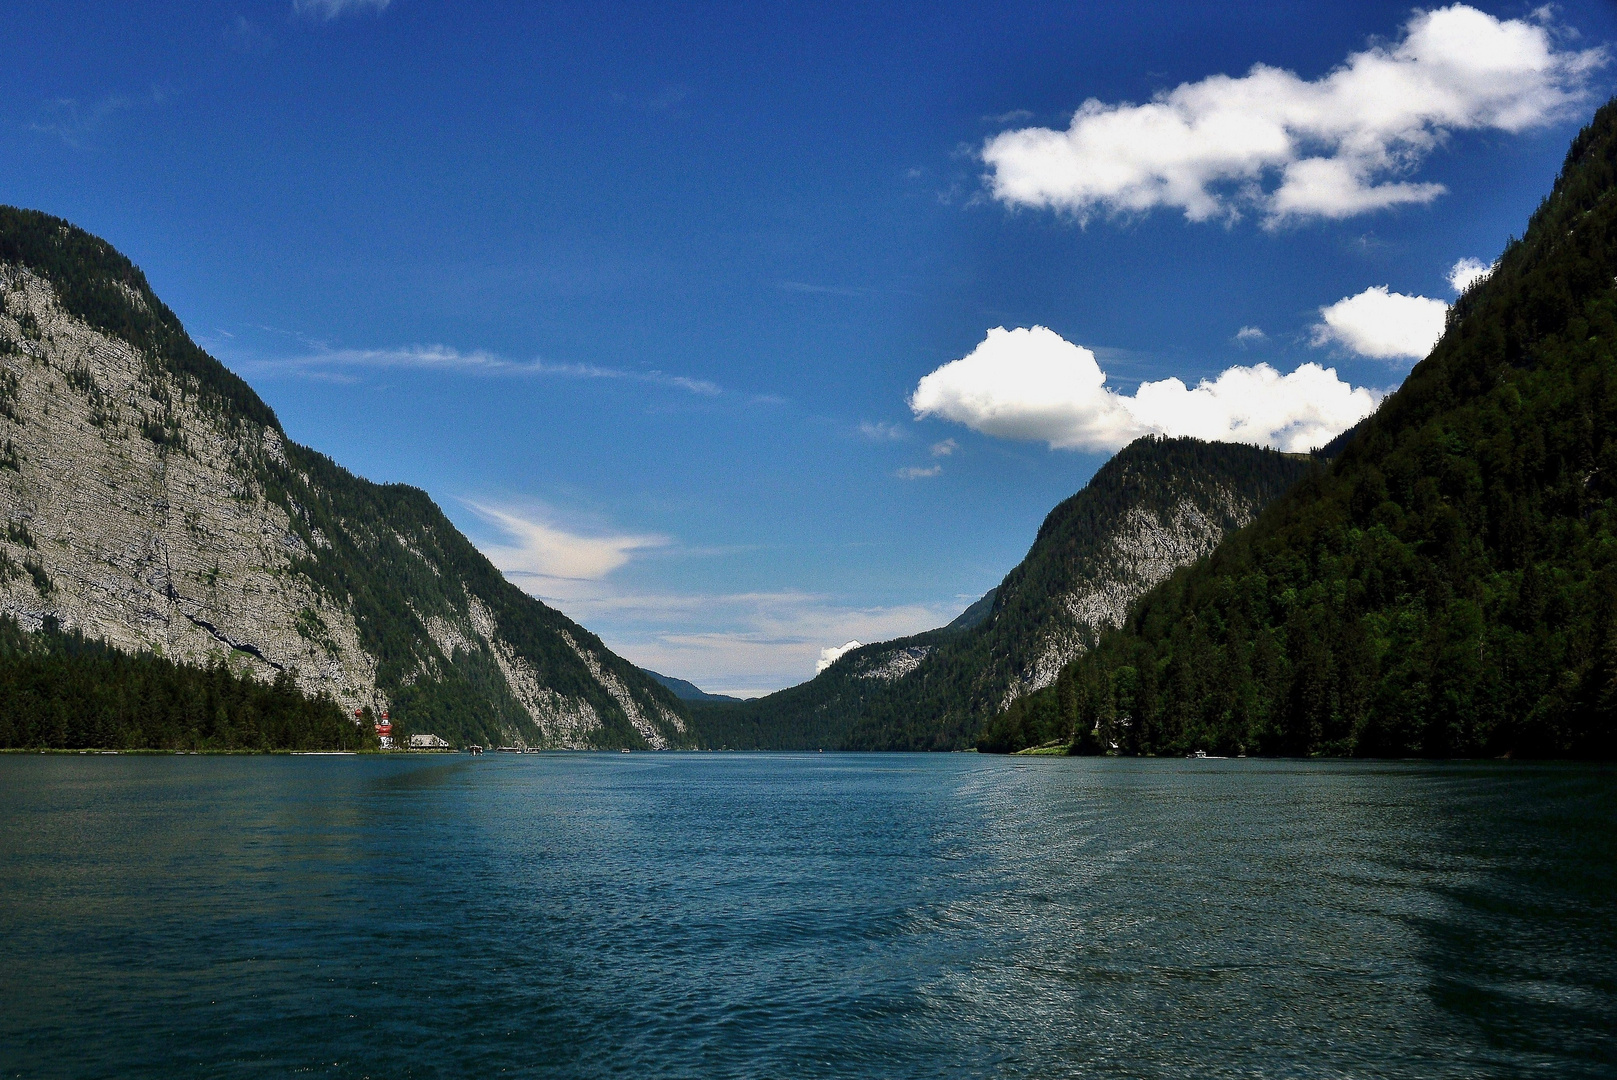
1 753 1613 1078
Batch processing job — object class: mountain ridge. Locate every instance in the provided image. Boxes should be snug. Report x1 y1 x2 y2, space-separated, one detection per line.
687 436 1314 750
0 207 689 750
641 668 743 703
987 97 1617 759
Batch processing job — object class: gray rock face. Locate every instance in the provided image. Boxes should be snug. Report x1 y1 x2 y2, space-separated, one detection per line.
0 263 685 749
1001 493 1258 708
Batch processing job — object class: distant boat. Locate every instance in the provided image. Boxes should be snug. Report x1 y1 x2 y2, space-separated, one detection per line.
1190 750 1208 759
620 748 631 754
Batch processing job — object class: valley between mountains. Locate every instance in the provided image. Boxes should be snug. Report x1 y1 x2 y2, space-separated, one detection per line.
7 98 1617 759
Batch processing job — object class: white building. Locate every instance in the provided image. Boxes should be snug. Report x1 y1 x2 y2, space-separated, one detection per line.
408 733 450 749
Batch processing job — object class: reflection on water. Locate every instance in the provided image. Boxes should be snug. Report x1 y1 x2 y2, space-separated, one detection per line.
0 754 1612 1078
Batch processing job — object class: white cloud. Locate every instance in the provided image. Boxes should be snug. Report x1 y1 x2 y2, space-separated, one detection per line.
1448 256 1494 292
859 420 907 440
910 326 1378 454
1235 326 1267 345
816 641 863 673
464 506 961 697
247 343 722 395
930 438 958 457
503 578 956 696
981 5 1604 226
896 464 942 479
465 501 667 582
1312 286 1448 360
294 0 390 18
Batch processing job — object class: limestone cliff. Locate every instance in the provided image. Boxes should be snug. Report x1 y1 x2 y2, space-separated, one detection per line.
0 207 686 749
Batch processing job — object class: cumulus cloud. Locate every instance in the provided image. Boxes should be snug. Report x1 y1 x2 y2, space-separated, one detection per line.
466 501 667 582
1448 256 1494 292
981 5 1604 226
294 0 390 18
817 641 863 673
910 326 1377 454
1312 286 1448 360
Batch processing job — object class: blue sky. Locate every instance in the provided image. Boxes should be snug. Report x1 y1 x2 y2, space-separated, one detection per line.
4 1 1615 694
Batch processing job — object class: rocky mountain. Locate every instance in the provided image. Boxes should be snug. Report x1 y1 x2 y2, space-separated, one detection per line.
0 207 688 750
995 98 1617 759
687 437 1313 751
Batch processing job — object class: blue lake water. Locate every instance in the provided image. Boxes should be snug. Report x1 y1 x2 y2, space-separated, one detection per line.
1 753 1613 1078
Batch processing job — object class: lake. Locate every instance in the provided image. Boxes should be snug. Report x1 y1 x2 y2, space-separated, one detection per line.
1 753 1613 1078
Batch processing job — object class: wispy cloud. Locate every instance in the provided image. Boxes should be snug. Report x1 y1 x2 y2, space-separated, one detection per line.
293 0 391 19
983 109 1036 126
1234 325 1267 346
930 438 957 457
226 15 274 52
31 88 165 150
780 281 868 297
459 502 960 696
859 420 908 441
609 84 694 117
466 501 668 583
896 464 942 479
559 588 958 698
244 342 722 395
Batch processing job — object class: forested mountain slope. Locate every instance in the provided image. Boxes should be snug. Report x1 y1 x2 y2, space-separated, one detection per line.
988 99 1617 759
0 208 689 750
689 437 1311 750
0 615 372 751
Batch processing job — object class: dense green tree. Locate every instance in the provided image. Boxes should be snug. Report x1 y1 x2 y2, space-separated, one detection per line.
990 99 1617 760
0 616 372 751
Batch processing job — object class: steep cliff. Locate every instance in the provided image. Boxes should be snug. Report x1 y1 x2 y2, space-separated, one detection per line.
687 437 1312 750
0 207 687 749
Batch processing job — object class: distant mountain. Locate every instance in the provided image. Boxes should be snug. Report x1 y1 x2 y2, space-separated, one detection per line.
989 98 1617 759
641 668 742 703
943 588 996 632
0 207 689 750
686 437 1312 751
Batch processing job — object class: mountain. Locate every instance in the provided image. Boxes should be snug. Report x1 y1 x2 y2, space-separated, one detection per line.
0 207 689 750
686 437 1313 751
641 668 742 703
989 99 1617 760
944 588 996 632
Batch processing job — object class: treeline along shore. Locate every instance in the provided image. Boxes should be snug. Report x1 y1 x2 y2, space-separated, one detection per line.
0 616 375 752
